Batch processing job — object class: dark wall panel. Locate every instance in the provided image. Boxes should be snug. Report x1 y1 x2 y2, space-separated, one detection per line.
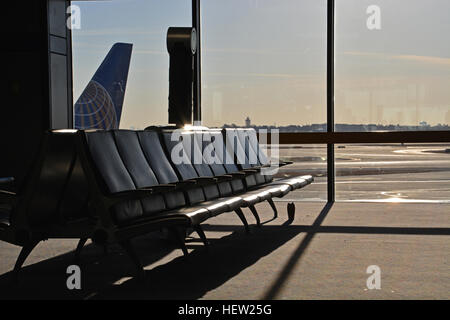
0 2 49 189
0 1 72 190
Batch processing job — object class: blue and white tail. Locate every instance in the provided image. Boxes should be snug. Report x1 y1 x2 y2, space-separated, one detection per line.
74 43 133 129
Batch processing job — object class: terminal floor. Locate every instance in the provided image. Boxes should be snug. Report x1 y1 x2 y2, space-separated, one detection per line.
0 202 448 300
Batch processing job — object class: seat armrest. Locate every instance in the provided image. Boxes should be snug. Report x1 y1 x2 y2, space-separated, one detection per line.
108 189 154 201
216 175 233 182
228 172 247 177
195 177 217 181
141 184 177 193
252 164 272 171
105 184 179 207
176 180 198 188
242 169 259 173
110 183 179 199
192 177 218 185
0 189 17 204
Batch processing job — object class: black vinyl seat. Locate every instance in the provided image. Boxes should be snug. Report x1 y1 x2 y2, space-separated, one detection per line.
1 126 314 282
136 130 186 210
221 129 292 200
161 131 246 215
202 128 313 219
182 129 275 211
83 130 212 228
76 129 228 277
0 130 96 281
138 130 237 217
157 129 263 231
234 128 314 189
192 129 285 226
183 130 246 212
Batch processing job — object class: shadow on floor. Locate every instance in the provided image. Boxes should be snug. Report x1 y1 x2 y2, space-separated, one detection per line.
261 202 450 299
87 221 306 300
2 202 446 300
0 232 181 300
0 216 305 299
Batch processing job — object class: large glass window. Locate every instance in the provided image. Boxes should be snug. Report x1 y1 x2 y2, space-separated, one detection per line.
201 0 328 201
201 0 327 130
335 0 450 131
336 143 450 202
72 0 191 129
71 0 450 203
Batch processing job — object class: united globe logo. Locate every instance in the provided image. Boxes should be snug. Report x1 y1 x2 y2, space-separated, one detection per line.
74 80 118 129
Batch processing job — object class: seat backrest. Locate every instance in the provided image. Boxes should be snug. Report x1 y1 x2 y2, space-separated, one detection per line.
113 130 166 215
137 130 186 210
23 131 90 227
83 130 143 223
236 129 259 167
236 128 272 184
223 128 259 187
194 130 233 197
242 128 270 165
162 131 210 204
58 152 90 223
84 131 136 194
242 128 273 183
113 130 159 188
203 129 246 193
186 131 231 198
223 128 251 169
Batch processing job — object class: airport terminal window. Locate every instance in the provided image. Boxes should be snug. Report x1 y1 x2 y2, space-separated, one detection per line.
335 0 450 131
200 0 327 130
70 0 450 203
71 0 191 129
335 143 450 202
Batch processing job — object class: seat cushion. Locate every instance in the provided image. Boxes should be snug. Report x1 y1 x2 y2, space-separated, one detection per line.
201 197 244 216
274 175 313 189
267 177 306 190
269 184 292 197
244 189 273 202
166 206 211 226
117 211 191 228
240 193 263 207
252 184 291 199
285 175 314 184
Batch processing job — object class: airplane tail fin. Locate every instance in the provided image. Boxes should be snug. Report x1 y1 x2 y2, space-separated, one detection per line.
74 42 133 129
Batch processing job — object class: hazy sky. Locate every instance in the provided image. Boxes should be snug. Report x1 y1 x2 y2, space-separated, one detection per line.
72 0 450 129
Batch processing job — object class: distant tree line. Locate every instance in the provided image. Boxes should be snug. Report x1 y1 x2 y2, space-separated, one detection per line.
222 123 450 132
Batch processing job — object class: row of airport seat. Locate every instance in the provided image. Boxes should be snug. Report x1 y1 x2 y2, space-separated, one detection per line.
0 127 313 280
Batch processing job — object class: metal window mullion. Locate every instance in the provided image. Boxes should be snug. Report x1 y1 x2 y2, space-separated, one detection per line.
192 0 201 123
327 0 335 203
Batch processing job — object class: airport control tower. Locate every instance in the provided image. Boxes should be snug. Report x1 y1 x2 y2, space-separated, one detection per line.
245 116 251 127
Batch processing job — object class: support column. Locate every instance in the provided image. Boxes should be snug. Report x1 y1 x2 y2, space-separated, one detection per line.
327 0 335 203
192 0 201 123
